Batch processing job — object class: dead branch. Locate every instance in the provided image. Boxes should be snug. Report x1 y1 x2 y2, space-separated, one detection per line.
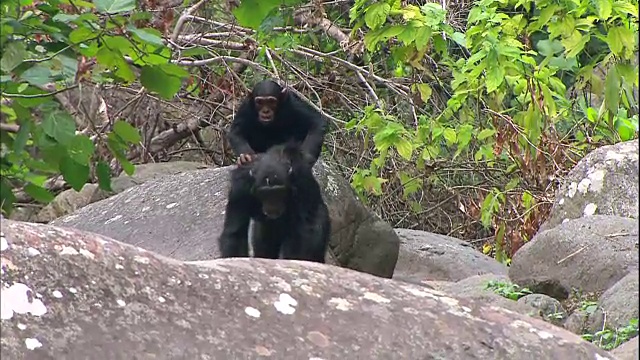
145 49 258 155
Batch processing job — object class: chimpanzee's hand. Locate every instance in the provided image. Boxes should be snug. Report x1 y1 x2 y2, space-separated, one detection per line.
237 153 254 165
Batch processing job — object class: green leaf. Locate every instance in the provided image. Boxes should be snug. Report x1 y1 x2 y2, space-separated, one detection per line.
399 171 422 198
19 64 54 87
506 178 520 191
443 128 457 145
96 46 136 83
42 111 76 146
23 183 55 203
0 179 17 215
362 175 385 195
536 38 564 57
608 26 635 58
586 107 598 122
414 26 432 50
395 138 413 160
562 31 590 58
615 117 637 141
594 0 613 19
450 32 466 47
140 64 188 99
52 13 80 22
397 26 418 45
379 25 404 41
364 3 391 30
612 1 638 16
604 69 620 115
181 47 211 57
413 83 432 102
96 161 113 192
233 0 281 29
13 119 31 153
128 26 165 47
120 157 135 176
1 42 28 72
431 126 444 139
457 124 473 148
94 0 136 14
67 135 95 166
477 128 496 140
107 135 136 176
69 26 96 44
59 157 90 191
486 65 505 93
113 120 141 144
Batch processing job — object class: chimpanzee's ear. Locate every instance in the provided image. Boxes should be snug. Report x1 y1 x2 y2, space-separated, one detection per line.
279 86 288 101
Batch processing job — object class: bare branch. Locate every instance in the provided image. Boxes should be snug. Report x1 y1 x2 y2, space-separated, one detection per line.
1 84 80 99
171 0 207 44
0 123 19 133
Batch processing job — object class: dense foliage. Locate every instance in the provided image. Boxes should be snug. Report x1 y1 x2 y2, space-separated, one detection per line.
1 0 638 262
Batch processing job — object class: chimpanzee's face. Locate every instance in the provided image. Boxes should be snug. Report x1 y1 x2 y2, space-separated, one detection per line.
249 149 293 219
254 96 278 124
250 80 286 124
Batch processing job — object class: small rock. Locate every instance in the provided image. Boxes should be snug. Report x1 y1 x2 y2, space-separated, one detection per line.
518 294 567 325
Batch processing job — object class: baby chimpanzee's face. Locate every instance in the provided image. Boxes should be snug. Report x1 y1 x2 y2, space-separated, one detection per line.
249 149 293 219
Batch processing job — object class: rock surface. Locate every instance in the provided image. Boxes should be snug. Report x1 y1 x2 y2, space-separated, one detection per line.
437 274 539 317
518 294 567 325
35 184 105 223
0 220 620 360
610 337 639 360
509 215 639 299
52 161 400 278
539 139 639 232
392 229 507 282
106 161 212 195
587 272 639 333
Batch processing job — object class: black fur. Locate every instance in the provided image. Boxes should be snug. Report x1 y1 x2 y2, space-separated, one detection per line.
227 79 327 166
217 142 330 263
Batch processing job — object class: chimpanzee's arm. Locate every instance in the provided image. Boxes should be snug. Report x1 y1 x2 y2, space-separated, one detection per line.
227 102 256 157
294 98 328 164
218 168 253 257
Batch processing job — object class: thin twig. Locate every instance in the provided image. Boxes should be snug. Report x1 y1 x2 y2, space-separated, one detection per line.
1 84 79 99
557 246 587 264
264 48 280 78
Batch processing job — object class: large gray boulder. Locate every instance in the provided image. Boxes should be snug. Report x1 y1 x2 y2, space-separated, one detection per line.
52 161 400 278
509 215 639 299
539 139 638 233
392 229 507 282
610 337 639 360
587 272 639 333
0 220 619 359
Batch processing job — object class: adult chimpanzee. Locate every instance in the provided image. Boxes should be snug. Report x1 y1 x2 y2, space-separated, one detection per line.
227 79 327 166
217 142 330 263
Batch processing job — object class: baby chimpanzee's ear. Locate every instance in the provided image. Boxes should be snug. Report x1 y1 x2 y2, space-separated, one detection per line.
282 140 301 158
282 142 314 169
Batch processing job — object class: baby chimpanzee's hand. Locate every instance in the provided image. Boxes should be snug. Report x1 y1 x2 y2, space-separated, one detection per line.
237 153 254 165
